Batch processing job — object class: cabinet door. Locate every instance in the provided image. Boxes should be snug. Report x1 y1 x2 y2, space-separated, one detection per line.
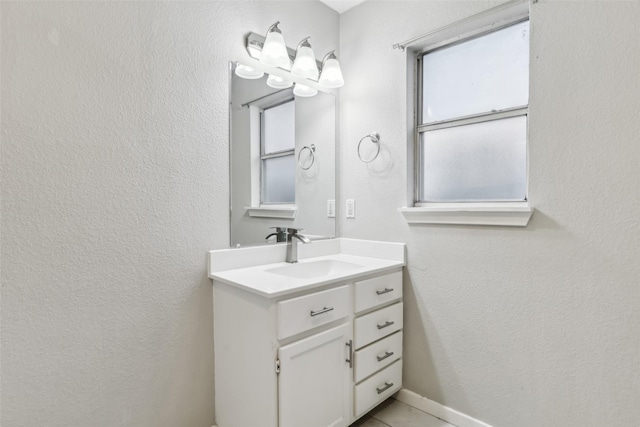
278 323 352 427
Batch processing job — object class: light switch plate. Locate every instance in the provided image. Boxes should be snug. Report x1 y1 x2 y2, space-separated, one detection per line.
327 200 335 218
346 199 355 218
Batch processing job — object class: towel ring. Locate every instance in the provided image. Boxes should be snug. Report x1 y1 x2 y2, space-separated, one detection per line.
297 144 316 170
357 133 381 163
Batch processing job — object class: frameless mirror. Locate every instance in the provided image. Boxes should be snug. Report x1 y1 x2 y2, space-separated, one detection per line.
229 63 336 247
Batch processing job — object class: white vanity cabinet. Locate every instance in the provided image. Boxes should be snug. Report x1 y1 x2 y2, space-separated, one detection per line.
212 266 403 427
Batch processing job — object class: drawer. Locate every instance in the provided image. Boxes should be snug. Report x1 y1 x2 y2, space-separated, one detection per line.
278 285 349 340
354 270 402 314
354 359 402 417
354 331 402 383
354 302 403 349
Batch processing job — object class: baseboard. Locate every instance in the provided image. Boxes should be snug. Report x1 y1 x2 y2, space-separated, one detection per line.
394 388 493 427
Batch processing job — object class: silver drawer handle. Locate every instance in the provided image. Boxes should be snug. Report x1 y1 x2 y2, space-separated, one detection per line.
376 382 394 394
376 351 394 362
376 288 394 295
310 306 334 317
377 320 395 330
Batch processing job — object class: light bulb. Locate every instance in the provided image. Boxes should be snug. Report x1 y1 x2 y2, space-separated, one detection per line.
260 22 290 68
267 74 293 89
293 83 317 97
291 38 319 80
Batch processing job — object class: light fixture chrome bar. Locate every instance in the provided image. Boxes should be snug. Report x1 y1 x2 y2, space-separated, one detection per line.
246 32 323 70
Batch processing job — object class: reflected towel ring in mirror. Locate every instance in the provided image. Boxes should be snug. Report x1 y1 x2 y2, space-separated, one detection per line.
357 133 381 163
297 144 316 170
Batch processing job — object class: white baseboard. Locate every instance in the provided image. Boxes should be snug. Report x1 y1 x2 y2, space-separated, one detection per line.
394 388 493 427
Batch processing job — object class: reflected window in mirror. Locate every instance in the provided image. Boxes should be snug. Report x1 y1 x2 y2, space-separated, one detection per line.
261 99 295 204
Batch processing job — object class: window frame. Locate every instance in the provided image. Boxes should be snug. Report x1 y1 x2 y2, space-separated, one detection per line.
400 0 533 226
414 18 530 205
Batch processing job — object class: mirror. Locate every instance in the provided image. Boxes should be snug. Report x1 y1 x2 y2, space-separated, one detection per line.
229 63 336 247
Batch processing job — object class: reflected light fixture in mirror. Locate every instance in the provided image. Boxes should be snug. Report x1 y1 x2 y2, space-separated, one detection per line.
293 83 318 97
291 37 319 80
267 74 294 89
235 64 264 79
260 22 290 68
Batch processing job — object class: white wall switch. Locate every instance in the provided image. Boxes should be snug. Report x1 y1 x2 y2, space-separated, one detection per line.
327 200 335 218
346 199 355 218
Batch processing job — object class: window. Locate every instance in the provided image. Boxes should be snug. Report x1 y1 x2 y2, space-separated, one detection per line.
416 20 530 204
260 99 295 204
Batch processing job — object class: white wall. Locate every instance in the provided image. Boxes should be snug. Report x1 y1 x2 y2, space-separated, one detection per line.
339 1 640 426
0 1 338 426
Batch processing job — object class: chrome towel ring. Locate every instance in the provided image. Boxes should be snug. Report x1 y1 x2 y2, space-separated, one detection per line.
297 144 316 170
357 132 381 163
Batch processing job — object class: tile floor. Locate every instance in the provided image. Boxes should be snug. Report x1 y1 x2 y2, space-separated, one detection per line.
351 398 455 427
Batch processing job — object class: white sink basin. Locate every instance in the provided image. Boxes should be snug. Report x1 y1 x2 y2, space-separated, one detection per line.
266 259 364 279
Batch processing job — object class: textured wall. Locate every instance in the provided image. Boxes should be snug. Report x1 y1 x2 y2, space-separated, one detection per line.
339 1 640 426
0 1 338 426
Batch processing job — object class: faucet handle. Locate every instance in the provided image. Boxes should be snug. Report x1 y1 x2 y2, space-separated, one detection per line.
270 226 286 232
286 227 304 234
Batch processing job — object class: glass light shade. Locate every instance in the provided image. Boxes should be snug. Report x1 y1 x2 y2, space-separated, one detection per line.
234 63 264 80
266 74 293 89
293 83 318 97
291 45 319 79
261 30 290 68
319 57 344 88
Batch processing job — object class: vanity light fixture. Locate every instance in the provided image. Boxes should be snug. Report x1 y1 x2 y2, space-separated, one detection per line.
291 37 319 80
318 51 344 88
267 74 294 89
237 23 345 96
260 22 290 68
234 63 264 79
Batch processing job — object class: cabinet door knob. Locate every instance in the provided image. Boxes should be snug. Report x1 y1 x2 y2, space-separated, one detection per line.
376 320 395 330
310 306 334 317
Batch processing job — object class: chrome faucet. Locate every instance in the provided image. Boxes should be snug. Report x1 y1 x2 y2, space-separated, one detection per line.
265 226 287 243
285 228 311 263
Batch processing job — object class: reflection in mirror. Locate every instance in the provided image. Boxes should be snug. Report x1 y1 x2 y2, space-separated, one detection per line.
229 63 336 247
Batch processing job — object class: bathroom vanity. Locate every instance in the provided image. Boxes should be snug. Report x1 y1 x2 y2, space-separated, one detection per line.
208 238 405 427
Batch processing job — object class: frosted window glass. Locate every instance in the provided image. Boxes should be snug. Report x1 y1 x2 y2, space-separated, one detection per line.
422 21 529 124
263 100 295 153
420 116 527 201
262 155 295 204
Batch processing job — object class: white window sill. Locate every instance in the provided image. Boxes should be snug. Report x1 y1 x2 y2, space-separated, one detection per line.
245 206 297 219
399 202 533 227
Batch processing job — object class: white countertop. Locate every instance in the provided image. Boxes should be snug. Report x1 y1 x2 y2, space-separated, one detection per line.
208 238 405 298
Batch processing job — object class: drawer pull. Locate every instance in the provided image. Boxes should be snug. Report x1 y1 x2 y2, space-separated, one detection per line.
376 382 394 394
376 288 394 295
310 306 334 317
376 351 395 362
377 320 395 330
